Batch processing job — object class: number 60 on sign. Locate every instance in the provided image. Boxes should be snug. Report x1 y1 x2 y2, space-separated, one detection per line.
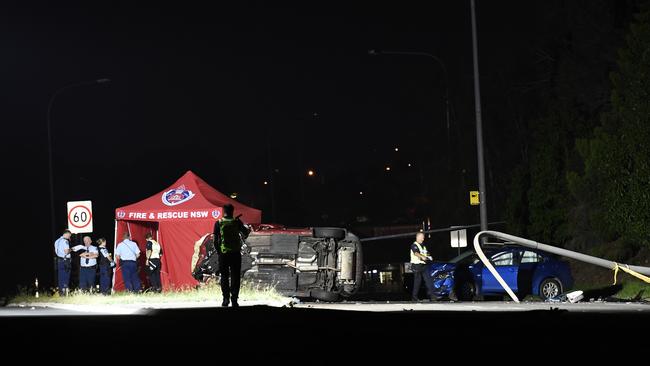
67 200 93 234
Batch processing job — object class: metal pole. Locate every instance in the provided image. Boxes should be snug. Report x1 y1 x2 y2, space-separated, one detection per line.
46 97 57 244
470 0 488 231
266 129 277 222
46 78 110 289
477 231 650 276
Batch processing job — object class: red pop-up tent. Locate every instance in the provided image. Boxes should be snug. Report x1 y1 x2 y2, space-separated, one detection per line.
112 170 261 291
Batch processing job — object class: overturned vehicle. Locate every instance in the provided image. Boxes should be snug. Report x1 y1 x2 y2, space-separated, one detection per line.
191 225 363 301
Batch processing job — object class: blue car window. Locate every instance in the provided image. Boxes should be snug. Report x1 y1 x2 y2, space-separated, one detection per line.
491 251 514 266
521 251 543 263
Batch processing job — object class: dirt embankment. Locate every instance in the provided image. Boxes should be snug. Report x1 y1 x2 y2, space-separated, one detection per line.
569 243 650 290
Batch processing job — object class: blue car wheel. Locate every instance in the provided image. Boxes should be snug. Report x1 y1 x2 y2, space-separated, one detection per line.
539 278 562 300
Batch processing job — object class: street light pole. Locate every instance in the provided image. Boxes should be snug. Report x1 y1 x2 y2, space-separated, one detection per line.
46 78 110 241
470 0 488 232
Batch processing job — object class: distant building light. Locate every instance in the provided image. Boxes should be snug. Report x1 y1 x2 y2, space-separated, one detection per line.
263 181 268 185
307 170 315 177
385 166 391 171
394 147 399 152
372 269 378 274
359 191 363 195
408 163 412 167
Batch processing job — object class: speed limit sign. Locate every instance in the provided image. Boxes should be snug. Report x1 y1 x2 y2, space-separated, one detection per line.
67 200 93 234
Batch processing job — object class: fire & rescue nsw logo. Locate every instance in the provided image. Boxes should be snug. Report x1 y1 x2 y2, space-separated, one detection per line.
162 185 195 206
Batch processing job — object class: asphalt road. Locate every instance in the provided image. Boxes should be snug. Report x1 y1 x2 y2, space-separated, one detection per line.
4 299 648 316
296 300 650 313
1 301 648 360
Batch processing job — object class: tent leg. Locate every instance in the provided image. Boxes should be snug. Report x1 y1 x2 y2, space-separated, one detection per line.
112 219 117 294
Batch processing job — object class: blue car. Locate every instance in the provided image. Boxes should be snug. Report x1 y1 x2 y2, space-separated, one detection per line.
428 246 573 301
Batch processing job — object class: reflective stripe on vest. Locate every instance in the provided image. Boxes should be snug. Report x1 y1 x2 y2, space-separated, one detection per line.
410 242 429 264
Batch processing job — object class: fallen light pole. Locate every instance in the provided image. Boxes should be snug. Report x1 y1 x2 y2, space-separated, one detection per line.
473 231 650 303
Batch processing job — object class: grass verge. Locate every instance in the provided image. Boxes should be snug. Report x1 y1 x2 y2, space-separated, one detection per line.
8 281 286 306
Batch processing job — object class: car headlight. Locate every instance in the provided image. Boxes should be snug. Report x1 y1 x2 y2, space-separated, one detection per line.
434 272 451 280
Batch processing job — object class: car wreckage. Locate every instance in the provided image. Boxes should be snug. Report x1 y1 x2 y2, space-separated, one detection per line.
191 225 363 301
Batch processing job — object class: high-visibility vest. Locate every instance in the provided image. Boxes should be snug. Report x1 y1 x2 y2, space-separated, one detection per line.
410 242 429 264
148 239 162 259
218 217 243 253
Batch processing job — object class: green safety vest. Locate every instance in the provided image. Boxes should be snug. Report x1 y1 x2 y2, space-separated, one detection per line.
218 217 243 254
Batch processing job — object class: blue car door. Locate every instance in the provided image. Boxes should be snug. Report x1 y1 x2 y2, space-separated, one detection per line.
481 250 518 293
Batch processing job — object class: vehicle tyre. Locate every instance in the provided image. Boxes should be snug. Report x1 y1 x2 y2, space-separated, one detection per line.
456 281 476 301
310 288 340 302
539 278 562 300
448 288 458 301
313 227 347 240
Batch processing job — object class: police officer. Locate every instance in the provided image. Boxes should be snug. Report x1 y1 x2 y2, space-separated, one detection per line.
78 236 99 292
144 232 163 293
97 238 115 295
214 204 250 307
115 232 141 293
410 232 434 301
54 229 72 295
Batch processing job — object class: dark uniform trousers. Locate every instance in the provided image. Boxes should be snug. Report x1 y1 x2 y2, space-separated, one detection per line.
79 266 96 291
147 258 162 292
412 263 433 300
57 257 71 293
99 265 113 294
219 252 241 302
121 260 141 292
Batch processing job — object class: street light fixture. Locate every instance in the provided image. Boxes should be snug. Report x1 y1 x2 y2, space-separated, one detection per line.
46 78 110 241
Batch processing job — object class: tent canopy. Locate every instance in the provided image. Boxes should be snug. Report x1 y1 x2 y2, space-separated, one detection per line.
115 170 261 224
112 171 261 291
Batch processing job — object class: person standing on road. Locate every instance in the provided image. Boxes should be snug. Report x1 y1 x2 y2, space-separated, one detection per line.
410 232 434 301
213 204 251 307
54 229 72 295
115 232 141 293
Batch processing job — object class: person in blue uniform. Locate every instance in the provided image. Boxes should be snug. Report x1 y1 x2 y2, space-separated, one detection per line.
54 229 72 295
115 232 141 293
97 238 115 295
78 236 99 292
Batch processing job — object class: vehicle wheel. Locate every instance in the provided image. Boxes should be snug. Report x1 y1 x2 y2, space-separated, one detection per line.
448 288 458 301
539 278 562 300
457 281 476 301
312 227 347 240
310 288 340 302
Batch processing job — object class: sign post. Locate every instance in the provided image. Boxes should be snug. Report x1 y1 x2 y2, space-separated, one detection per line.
450 227 467 256
67 200 93 234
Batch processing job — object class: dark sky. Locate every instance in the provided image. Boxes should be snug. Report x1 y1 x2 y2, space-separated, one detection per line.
1 1 598 294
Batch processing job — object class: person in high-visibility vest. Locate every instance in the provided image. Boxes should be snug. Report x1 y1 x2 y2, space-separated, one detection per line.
213 203 251 307
410 232 434 301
